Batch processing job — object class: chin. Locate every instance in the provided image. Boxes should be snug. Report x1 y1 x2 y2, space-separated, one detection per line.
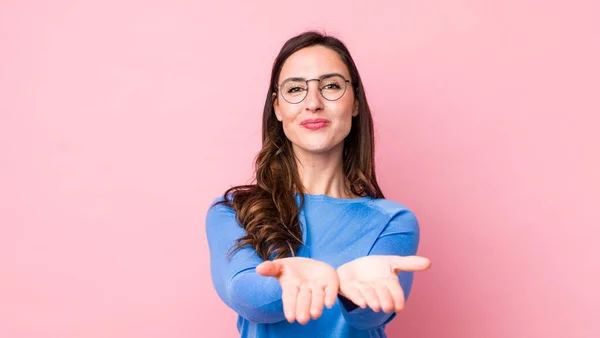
295 141 342 155
305 147 333 154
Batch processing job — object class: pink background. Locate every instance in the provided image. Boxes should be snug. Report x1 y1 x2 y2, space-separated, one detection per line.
1 1 599 337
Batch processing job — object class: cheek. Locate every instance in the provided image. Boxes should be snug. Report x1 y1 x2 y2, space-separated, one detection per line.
277 102 300 121
279 112 301 139
332 102 356 129
335 116 354 138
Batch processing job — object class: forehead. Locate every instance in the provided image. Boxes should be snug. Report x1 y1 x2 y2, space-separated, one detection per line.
279 45 350 82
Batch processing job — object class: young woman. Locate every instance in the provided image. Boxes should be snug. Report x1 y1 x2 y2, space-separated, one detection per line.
205 31 431 338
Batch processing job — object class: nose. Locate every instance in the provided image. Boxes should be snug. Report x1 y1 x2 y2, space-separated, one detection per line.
303 79 324 113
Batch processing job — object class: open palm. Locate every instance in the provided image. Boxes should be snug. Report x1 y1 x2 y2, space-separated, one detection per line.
337 255 431 313
257 257 339 324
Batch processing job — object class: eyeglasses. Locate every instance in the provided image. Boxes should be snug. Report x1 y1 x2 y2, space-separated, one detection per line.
276 73 351 104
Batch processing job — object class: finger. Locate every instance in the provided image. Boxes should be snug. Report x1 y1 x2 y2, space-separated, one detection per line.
295 284 312 325
324 282 339 309
374 284 395 313
360 285 381 312
385 279 406 313
340 284 367 309
391 256 431 273
309 287 325 319
281 282 299 323
256 261 281 277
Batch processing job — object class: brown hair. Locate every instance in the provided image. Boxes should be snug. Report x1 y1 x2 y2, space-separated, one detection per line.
214 31 384 261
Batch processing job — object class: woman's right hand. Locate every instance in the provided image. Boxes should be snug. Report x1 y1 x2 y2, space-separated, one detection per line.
256 257 339 324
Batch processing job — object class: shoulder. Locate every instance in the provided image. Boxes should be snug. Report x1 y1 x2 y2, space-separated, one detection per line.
368 198 411 216
367 198 419 235
207 193 235 213
205 194 237 229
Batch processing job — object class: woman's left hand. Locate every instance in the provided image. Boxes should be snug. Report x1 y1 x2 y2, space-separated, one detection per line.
336 255 431 313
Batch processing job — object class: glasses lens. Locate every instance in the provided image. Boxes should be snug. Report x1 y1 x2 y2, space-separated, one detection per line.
320 75 347 101
281 79 308 103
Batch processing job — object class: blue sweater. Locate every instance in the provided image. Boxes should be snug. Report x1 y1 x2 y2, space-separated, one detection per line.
205 193 421 338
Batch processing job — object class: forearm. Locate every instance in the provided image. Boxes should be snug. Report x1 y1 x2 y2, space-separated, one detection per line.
224 268 287 324
206 199 287 324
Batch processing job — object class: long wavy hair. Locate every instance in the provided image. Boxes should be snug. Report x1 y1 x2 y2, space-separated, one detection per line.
215 31 385 261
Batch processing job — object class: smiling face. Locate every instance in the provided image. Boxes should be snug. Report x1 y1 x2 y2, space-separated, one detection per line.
273 45 358 155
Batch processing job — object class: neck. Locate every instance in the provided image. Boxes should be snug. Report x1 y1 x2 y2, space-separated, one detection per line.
292 143 355 199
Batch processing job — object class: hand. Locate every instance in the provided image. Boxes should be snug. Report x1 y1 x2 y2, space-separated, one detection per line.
337 255 431 313
256 257 339 324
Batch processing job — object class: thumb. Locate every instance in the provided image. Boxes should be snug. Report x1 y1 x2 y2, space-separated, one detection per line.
256 260 281 277
390 255 431 274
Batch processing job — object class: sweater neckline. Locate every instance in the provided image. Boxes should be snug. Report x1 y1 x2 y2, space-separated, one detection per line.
296 193 373 204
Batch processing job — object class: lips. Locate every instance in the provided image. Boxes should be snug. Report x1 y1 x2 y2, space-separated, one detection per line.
301 118 330 130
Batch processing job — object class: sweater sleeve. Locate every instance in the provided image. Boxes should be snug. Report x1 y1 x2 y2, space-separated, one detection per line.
205 197 286 323
338 208 421 330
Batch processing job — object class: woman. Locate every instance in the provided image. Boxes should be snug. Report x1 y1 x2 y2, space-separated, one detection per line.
205 31 431 338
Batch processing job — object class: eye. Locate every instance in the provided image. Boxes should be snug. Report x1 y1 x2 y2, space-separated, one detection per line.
287 86 306 93
321 82 341 90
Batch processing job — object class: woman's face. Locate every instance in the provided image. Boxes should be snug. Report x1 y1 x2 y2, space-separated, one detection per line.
273 45 357 155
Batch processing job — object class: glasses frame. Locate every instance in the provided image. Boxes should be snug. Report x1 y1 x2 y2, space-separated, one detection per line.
276 73 351 104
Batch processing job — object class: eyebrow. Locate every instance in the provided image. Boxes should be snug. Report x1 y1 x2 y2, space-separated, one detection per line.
281 72 347 83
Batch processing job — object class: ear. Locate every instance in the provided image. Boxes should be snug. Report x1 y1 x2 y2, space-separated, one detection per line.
352 100 359 117
272 92 283 121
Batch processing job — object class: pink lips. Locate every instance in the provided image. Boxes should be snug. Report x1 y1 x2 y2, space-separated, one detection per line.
301 118 330 130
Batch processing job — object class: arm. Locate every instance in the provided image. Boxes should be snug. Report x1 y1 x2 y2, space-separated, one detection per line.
205 198 286 323
338 209 421 330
